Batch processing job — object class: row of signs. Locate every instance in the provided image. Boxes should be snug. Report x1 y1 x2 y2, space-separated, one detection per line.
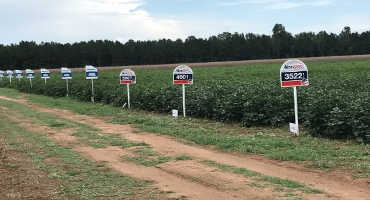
0 69 38 79
0 65 196 86
0 60 308 87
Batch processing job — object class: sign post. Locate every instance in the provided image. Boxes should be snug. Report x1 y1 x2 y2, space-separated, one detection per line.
120 69 136 109
173 65 193 117
85 65 98 103
6 70 13 85
61 68 72 97
41 68 51 85
25 69 35 88
280 60 309 136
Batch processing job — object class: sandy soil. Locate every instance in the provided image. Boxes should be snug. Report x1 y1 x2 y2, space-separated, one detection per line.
0 95 369 200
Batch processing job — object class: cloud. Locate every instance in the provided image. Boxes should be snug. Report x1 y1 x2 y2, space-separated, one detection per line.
0 0 185 44
219 0 333 10
291 13 370 34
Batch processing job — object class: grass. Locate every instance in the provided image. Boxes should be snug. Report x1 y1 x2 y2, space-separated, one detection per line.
0 106 163 200
201 160 323 198
175 155 192 161
0 98 148 150
123 147 172 167
0 87 369 177
0 97 173 169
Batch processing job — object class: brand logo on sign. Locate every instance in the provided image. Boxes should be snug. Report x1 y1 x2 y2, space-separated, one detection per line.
175 68 191 73
284 64 305 70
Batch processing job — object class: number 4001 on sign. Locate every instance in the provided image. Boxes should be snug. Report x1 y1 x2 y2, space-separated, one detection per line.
173 65 193 85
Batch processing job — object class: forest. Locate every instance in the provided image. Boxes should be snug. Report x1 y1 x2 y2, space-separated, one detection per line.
0 24 369 69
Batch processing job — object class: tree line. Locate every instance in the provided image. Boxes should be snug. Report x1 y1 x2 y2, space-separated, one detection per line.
0 24 369 69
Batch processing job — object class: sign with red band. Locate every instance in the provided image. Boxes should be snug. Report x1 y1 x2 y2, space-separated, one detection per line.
173 65 193 85
120 69 136 85
280 60 309 87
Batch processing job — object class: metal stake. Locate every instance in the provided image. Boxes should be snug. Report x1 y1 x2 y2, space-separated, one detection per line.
293 86 299 136
66 79 69 97
182 84 186 117
91 79 95 103
127 84 130 109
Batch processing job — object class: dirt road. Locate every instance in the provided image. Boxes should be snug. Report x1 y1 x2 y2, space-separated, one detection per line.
0 95 369 200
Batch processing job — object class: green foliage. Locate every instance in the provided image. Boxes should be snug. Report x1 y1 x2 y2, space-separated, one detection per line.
0 60 369 143
0 25 370 69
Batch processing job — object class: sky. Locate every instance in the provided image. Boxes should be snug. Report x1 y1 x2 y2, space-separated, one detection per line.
0 0 369 44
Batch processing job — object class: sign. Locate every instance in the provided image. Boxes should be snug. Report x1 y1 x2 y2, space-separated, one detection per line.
6 70 14 78
120 69 136 109
25 69 35 79
120 69 136 84
280 60 309 87
172 109 178 118
15 70 23 78
173 65 193 117
173 65 193 85
41 68 51 79
289 123 298 134
0 70 4 78
85 65 98 79
61 68 72 79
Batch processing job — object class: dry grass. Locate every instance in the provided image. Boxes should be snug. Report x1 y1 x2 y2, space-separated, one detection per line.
0 137 7 160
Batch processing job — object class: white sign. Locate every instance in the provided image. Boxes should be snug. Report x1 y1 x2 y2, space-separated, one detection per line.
85 65 98 79
25 69 35 79
6 70 14 77
172 109 178 118
15 70 23 78
289 123 298 134
0 70 4 78
280 60 309 87
120 69 136 84
41 68 51 79
173 65 193 85
61 68 72 79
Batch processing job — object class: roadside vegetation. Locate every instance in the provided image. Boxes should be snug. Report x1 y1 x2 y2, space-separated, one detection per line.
0 88 368 178
0 99 166 200
1 59 369 143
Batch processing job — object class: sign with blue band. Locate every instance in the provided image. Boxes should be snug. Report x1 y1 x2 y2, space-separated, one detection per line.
120 69 136 84
15 70 23 78
61 68 72 79
41 68 51 79
6 70 13 78
25 69 35 79
85 65 98 79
